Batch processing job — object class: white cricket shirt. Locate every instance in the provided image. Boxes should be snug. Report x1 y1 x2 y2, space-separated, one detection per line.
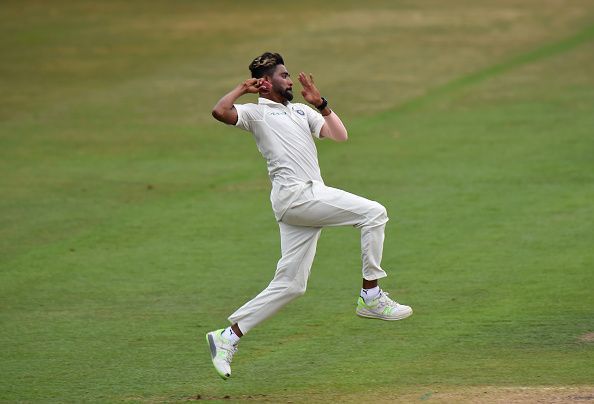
234 97 325 220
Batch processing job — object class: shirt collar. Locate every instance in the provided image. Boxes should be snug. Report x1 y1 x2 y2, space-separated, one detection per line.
258 97 291 107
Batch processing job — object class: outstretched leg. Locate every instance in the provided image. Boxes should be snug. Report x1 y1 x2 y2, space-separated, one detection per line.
207 223 321 379
227 223 322 335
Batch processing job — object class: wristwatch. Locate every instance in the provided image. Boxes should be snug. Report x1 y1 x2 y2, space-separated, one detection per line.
316 97 328 111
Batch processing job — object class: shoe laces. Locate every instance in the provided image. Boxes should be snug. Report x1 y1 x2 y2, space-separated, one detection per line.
218 340 238 364
223 345 237 364
376 291 401 310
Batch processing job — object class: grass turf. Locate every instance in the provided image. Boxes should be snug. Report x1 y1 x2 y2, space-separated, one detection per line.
1 1 593 402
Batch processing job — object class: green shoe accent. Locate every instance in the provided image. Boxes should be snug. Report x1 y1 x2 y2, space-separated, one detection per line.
356 291 413 321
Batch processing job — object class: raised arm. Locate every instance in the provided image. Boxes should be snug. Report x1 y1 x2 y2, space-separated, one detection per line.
212 78 265 125
298 72 348 142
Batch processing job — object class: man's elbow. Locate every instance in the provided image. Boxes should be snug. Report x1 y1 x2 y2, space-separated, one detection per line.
323 128 348 142
212 108 224 122
336 130 348 142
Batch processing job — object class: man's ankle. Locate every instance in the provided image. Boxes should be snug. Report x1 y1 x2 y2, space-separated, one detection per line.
361 286 380 303
223 326 241 345
362 278 378 289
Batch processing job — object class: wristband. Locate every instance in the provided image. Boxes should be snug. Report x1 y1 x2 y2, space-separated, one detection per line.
316 97 328 111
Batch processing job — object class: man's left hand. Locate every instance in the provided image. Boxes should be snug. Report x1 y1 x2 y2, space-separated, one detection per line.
298 72 323 108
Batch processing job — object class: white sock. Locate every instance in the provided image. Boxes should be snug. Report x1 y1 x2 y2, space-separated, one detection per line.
223 326 241 345
361 286 380 303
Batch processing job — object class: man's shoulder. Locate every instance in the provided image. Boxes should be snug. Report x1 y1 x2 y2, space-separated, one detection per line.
292 102 320 112
290 102 316 114
235 102 261 108
235 102 265 120
290 102 309 109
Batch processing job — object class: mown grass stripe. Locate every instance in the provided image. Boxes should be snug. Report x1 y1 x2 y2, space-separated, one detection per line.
390 23 594 115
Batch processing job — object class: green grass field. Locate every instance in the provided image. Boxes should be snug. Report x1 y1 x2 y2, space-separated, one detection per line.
2 1 594 402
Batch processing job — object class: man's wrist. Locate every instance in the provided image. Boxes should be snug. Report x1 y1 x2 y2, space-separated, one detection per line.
315 97 328 111
238 84 250 95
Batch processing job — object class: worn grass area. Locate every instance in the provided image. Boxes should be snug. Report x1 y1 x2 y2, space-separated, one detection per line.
186 386 594 403
1 1 594 402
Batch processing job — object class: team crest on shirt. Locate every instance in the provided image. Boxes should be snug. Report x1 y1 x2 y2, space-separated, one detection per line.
294 109 305 116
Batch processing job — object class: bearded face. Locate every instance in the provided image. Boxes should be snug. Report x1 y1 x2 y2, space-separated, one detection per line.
269 65 293 102
279 86 293 101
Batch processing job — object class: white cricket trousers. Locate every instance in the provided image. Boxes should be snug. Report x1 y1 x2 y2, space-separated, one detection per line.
228 180 389 334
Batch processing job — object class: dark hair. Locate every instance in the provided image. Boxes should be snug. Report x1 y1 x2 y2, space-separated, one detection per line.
249 52 285 78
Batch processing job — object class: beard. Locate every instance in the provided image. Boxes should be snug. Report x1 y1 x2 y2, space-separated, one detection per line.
282 88 293 101
275 86 293 101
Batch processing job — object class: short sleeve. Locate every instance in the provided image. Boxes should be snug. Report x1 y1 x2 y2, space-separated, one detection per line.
234 103 262 132
303 104 325 138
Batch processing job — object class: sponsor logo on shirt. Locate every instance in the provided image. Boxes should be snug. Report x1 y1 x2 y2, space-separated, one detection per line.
269 111 287 116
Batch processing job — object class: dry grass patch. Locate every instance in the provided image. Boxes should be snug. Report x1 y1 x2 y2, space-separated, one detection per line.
138 387 594 402
579 332 594 343
276 386 594 403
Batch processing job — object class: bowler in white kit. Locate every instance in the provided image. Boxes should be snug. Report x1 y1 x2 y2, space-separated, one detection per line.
207 52 412 379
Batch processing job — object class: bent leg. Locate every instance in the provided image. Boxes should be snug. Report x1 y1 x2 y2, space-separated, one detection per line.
282 181 388 280
227 223 321 334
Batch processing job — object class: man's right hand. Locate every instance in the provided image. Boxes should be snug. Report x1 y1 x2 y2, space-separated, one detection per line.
212 78 270 125
242 78 265 94
212 80 257 124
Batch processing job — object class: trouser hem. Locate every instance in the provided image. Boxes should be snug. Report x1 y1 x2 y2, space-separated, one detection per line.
362 272 388 281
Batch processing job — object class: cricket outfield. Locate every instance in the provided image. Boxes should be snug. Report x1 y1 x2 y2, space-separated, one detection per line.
1 1 593 402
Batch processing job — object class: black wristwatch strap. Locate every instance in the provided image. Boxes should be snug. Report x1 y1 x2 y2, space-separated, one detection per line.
316 97 328 111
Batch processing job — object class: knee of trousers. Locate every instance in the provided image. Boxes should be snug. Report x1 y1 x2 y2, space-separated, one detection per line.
285 281 307 300
365 202 389 227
